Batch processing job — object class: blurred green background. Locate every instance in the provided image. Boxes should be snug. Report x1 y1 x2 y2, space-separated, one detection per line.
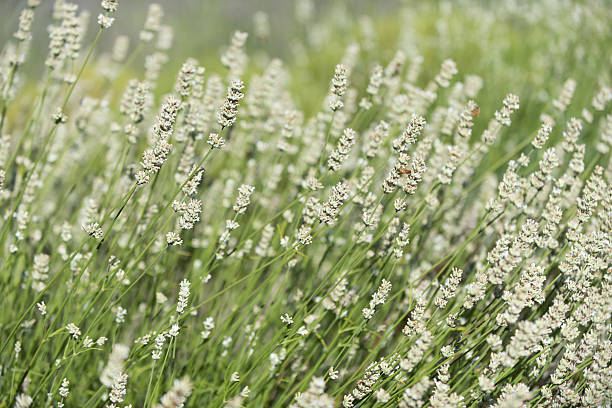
2 0 610 129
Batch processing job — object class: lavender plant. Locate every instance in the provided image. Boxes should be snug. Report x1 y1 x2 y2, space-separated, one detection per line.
0 0 611 407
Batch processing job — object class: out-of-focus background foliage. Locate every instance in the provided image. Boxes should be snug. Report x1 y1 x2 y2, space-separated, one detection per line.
2 0 611 145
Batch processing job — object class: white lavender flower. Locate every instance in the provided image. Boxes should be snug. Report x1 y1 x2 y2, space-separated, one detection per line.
140 4 163 41
362 279 391 319
393 114 426 152
532 116 554 149
402 295 427 337
553 78 576 112
221 31 248 78
108 372 128 407
434 267 462 308
328 128 356 171
280 313 294 325
153 377 193 408
364 64 383 104
176 279 190 314
166 231 182 246
66 323 81 339
137 96 181 184
329 64 349 111
592 84 612 111
101 0 119 13
434 59 458 88
58 378 70 398
233 184 255 214
217 79 245 129
483 93 520 144
14 9 34 41
319 181 351 225
172 199 202 230
97 14 114 29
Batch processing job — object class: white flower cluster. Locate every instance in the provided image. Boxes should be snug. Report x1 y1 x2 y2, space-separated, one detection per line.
362 279 391 319
136 96 181 185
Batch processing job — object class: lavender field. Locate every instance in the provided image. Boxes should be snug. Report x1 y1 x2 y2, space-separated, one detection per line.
0 0 611 407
